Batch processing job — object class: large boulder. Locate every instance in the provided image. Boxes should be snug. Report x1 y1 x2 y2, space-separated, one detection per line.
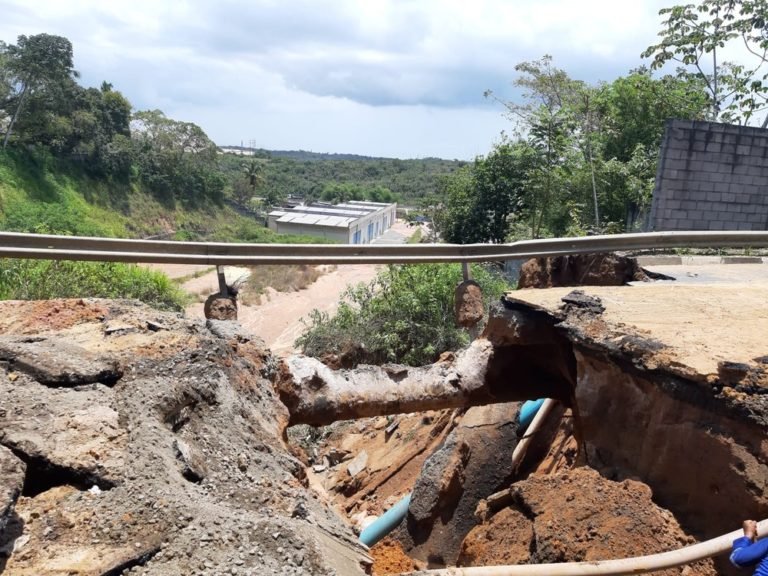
396 403 522 566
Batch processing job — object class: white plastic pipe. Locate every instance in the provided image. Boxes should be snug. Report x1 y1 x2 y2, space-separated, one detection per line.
511 398 558 472
400 519 768 575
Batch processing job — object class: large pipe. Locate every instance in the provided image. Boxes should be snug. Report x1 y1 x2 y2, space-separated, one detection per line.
518 399 545 430
511 398 557 472
360 493 412 548
400 520 768 575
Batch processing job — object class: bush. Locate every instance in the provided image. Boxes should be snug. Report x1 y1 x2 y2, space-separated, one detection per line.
0 259 189 311
296 263 509 366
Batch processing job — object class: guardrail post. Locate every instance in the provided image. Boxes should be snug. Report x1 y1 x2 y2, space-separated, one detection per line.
216 265 229 296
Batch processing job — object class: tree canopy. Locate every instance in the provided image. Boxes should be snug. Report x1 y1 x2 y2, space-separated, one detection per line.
643 0 768 124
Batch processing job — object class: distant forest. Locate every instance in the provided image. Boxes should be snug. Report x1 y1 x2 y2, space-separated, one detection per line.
219 148 464 206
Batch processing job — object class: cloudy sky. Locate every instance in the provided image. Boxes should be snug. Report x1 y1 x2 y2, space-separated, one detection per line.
1 0 675 159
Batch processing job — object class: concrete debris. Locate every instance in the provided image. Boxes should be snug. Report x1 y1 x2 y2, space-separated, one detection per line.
0 445 25 534
0 299 371 576
347 451 368 478
0 336 122 387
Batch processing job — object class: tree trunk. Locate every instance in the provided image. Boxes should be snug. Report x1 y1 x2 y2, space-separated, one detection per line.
589 141 600 230
2 84 28 150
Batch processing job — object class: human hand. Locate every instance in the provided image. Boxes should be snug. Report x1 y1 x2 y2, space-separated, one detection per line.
743 520 758 541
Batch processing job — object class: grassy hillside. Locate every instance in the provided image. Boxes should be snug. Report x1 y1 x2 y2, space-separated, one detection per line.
0 149 319 243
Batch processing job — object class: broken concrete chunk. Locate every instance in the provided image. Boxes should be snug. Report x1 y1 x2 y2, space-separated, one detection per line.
347 450 368 478
173 439 208 483
0 445 26 535
560 290 605 315
0 336 122 387
0 384 126 488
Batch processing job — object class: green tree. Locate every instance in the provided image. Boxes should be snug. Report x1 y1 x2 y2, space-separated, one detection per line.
234 159 266 205
1 33 78 149
131 109 224 205
438 142 532 244
643 0 768 124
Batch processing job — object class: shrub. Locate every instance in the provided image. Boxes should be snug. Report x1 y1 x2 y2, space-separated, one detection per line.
296 263 509 366
0 259 189 311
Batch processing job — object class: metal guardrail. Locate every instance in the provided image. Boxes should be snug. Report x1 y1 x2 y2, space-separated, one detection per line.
0 231 767 265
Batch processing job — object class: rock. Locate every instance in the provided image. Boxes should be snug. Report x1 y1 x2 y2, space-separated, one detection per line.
347 451 368 478
0 445 25 534
0 336 122 387
174 439 209 482
204 295 238 321
399 403 522 566
0 299 371 576
0 382 127 489
561 290 605 315
454 280 484 328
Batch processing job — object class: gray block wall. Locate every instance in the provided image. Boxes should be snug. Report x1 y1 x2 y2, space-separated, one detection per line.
650 119 768 231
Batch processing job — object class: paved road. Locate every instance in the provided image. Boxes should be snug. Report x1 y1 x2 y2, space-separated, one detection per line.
640 263 768 286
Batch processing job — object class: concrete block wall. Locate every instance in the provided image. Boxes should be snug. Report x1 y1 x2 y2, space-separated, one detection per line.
650 119 768 231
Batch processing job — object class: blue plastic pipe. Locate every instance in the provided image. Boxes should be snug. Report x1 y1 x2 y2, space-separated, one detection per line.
359 493 412 547
357 400 545 548
518 398 546 430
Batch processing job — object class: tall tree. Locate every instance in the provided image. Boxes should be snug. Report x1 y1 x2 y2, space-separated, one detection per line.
438 142 531 244
643 0 768 124
2 33 77 149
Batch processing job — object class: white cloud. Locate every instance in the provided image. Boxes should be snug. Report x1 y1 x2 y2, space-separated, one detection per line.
0 0 681 157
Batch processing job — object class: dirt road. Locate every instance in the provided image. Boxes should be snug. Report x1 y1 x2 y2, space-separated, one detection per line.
182 220 413 355
208 263 379 355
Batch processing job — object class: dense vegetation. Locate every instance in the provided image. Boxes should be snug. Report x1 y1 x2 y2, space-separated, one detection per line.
0 259 189 311
296 263 508 366
436 61 711 242
436 0 768 243
0 33 326 307
219 152 463 209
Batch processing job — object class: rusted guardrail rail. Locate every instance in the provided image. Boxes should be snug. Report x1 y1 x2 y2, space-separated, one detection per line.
0 231 767 265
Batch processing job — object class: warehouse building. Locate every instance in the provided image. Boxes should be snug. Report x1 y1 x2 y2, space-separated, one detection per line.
267 201 397 243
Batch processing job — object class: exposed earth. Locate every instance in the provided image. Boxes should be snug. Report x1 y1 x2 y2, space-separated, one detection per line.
0 254 766 576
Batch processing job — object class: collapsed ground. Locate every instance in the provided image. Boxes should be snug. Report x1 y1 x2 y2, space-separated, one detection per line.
0 254 767 575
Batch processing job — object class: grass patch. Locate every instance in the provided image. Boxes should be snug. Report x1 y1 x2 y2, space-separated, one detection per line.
0 259 189 311
407 226 423 244
241 265 324 304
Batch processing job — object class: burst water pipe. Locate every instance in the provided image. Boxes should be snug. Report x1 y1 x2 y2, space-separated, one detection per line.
398 519 768 575
358 399 555 548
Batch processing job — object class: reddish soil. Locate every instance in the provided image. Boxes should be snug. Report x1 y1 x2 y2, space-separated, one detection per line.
0 299 109 334
371 538 421 575
459 467 717 575
518 253 648 289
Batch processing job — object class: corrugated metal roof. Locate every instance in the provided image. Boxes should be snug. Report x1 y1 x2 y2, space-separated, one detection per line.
270 201 396 231
277 213 355 228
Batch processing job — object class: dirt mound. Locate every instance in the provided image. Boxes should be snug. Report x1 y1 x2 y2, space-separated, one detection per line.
518 253 648 288
371 538 420 575
0 299 370 575
459 467 717 575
